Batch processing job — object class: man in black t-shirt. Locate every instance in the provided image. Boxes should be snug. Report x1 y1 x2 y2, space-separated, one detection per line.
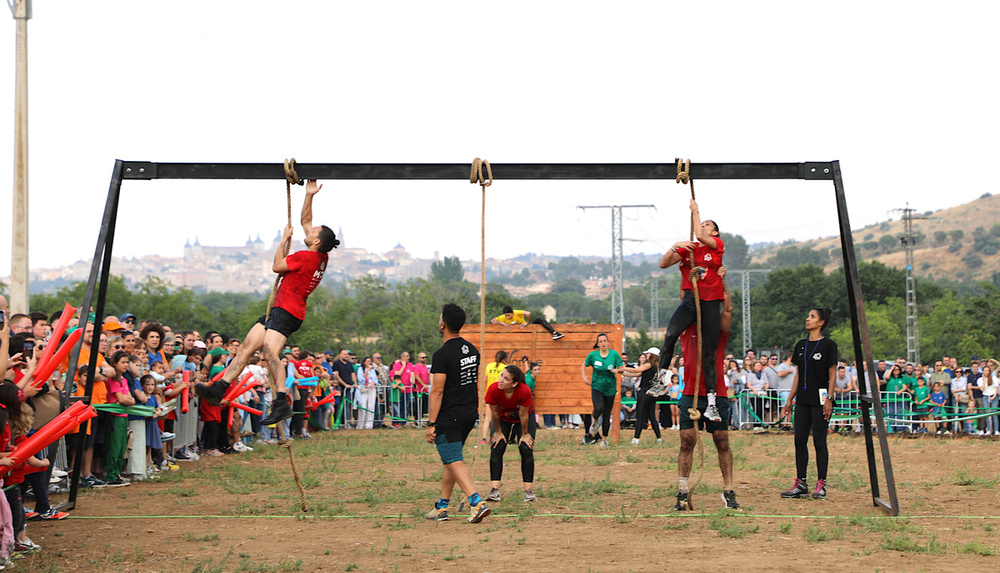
424 303 490 524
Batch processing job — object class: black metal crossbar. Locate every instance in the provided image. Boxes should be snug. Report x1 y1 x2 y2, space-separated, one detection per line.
120 161 837 181
56 159 898 517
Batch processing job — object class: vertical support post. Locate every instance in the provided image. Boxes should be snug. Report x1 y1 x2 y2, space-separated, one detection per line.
9 0 31 312
832 161 899 516
741 270 751 356
58 160 125 511
610 207 625 350
650 274 659 339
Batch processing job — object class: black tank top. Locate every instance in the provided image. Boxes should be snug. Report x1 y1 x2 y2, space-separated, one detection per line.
639 366 657 393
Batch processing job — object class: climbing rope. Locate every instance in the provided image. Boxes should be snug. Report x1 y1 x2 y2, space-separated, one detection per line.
464 158 492 496
263 158 307 512
677 159 702 421
471 158 492 443
677 159 705 499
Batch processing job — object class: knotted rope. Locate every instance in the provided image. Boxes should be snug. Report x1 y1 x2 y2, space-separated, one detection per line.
263 158 307 512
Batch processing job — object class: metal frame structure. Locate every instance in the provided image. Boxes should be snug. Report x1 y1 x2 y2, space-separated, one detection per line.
59 159 899 516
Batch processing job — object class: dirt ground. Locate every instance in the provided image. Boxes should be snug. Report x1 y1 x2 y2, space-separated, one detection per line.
20 427 1000 573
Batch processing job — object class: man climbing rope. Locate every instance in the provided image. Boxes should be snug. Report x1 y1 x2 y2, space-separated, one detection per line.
200 179 339 425
675 267 739 510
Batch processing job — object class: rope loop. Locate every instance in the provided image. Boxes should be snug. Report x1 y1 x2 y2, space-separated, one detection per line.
284 158 303 186
675 158 690 185
470 157 493 188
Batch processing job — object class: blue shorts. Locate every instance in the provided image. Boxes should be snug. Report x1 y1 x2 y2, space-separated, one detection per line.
435 433 465 465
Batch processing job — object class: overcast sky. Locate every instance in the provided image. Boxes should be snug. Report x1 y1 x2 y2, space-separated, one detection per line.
1 1 997 276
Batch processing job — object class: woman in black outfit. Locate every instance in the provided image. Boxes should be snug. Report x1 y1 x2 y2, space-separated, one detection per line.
781 307 838 500
621 348 662 444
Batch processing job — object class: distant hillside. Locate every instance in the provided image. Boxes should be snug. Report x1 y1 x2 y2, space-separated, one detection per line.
749 193 1000 281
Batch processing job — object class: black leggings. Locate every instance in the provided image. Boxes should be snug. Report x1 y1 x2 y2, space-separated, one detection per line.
592 389 615 438
202 420 220 451
530 317 557 335
794 404 830 481
659 290 722 388
634 392 661 439
490 416 537 482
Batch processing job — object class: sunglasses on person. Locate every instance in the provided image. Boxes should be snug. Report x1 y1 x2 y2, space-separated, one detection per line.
113 344 125 350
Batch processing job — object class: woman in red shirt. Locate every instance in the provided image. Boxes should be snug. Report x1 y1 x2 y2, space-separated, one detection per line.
485 365 537 503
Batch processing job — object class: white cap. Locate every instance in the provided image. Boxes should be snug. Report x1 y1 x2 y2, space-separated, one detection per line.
645 347 660 356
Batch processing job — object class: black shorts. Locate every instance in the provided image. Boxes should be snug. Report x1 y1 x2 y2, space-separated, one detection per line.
679 394 730 433
437 417 477 445
257 306 303 338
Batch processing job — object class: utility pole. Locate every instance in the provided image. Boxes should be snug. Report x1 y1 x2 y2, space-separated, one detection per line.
578 204 655 350
728 269 770 356
892 204 931 364
8 0 31 312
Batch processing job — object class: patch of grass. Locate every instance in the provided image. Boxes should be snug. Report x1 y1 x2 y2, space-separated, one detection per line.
779 522 792 534
705 511 759 539
387 514 413 530
587 452 618 466
169 485 199 497
345 565 359 571
663 522 690 531
956 540 996 556
442 546 465 562
953 467 1000 487
847 515 921 534
624 452 642 464
186 532 220 543
878 533 945 554
804 525 845 543
545 471 627 499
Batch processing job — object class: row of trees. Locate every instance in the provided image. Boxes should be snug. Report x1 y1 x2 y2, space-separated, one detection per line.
16 254 1000 366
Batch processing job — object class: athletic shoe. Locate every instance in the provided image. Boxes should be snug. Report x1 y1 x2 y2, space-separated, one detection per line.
425 507 449 521
160 432 176 441
51 468 68 479
781 478 809 499
25 510 38 520
13 539 40 554
599 440 608 449
646 371 669 397
106 477 131 488
485 488 501 502
630 438 640 445
812 479 827 500
82 475 107 488
705 404 723 423
37 509 69 521
205 380 230 405
674 490 692 511
523 489 536 502
173 450 192 461
552 332 565 340
260 399 293 425
588 418 601 436
467 502 491 524
656 438 663 443
722 490 741 509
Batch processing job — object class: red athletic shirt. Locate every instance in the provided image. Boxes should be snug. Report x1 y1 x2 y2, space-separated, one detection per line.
294 359 313 379
274 250 329 320
681 325 730 396
485 383 534 423
679 237 725 301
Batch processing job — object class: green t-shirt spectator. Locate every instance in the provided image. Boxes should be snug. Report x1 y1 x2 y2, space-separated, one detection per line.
585 349 623 397
524 372 536 393
885 376 909 402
